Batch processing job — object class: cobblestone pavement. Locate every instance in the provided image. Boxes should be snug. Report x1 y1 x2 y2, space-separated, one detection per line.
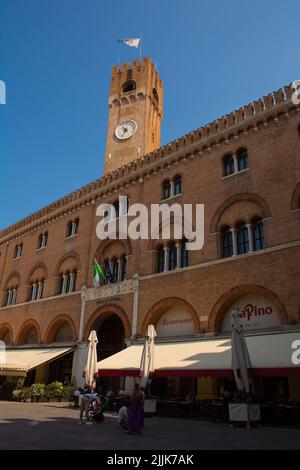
0 402 299 450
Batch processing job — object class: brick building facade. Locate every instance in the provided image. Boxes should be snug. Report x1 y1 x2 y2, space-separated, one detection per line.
1 57 300 400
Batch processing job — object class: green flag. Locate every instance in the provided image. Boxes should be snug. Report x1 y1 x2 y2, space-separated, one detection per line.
93 258 106 287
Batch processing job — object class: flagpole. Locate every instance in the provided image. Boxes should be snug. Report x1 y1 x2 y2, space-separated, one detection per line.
139 36 142 63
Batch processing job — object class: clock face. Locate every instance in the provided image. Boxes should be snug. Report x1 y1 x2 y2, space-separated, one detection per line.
115 120 137 140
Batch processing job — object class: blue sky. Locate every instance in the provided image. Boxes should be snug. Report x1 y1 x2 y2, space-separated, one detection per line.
1 0 299 230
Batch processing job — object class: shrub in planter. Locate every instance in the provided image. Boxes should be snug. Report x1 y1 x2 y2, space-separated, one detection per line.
45 381 64 401
22 387 32 402
12 389 23 401
30 383 45 402
62 386 77 401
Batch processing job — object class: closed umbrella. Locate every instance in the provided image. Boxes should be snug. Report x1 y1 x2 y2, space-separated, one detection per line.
140 324 157 388
231 310 252 393
84 330 99 387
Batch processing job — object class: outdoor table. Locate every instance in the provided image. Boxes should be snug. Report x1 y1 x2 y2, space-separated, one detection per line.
157 400 194 417
229 403 261 425
144 399 157 417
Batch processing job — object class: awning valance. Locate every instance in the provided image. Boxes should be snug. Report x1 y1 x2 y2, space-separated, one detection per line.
0 347 74 377
97 331 300 377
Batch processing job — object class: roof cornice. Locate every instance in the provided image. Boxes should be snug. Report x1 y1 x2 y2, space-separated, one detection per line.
0 83 299 244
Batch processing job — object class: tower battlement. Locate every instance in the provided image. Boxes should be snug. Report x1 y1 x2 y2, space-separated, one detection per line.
110 56 162 100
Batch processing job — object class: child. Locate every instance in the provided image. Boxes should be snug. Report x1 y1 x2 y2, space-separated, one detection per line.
118 402 128 430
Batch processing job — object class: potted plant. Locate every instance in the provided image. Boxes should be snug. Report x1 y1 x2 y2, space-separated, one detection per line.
22 387 32 402
12 389 23 402
62 386 76 402
30 383 45 402
45 381 64 402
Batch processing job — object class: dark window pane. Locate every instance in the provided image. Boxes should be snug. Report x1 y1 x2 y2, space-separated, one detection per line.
163 181 171 199
237 149 248 171
174 177 182 196
252 219 264 251
224 156 235 176
222 231 233 258
237 226 249 254
181 240 189 267
169 245 177 270
157 248 164 273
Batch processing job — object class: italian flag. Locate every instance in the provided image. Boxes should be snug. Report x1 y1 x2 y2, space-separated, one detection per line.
93 259 106 287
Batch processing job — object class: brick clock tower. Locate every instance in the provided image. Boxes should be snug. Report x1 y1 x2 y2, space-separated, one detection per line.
104 57 163 174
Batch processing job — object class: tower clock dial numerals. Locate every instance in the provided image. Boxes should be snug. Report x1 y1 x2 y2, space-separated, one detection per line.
115 120 137 140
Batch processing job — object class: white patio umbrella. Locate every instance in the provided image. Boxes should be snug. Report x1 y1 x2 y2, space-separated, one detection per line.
231 310 252 393
84 330 99 387
140 324 157 388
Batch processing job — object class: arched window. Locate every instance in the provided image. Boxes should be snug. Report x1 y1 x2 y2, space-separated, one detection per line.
237 148 248 171
121 80 136 93
169 243 177 270
223 154 235 176
24 327 38 345
4 287 18 306
14 243 23 259
162 180 171 200
236 222 249 255
54 323 73 342
58 271 76 295
181 239 189 267
29 279 44 301
174 176 182 196
221 227 233 258
66 219 79 237
157 246 164 273
252 216 264 251
38 232 48 249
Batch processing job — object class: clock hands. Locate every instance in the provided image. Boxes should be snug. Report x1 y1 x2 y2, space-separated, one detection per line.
115 120 137 139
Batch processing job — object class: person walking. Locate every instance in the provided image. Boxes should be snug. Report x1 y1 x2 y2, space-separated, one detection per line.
79 386 93 425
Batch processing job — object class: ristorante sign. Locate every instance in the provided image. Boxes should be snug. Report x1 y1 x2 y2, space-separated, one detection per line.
156 306 195 337
222 294 281 331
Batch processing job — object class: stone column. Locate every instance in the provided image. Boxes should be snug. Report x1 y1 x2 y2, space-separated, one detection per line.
7 289 13 306
117 259 122 283
170 180 174 198
163 246 169 272
132 273 139 338
37 282 43 300
230 228 237 256
176 243 181 268
31 283 37 301
71 222 76 236
12 288 17 305
78 285 87 342
71 342 89 387
62 275 68 294
69 272 75 292
233 154 238 173
247 224 253 252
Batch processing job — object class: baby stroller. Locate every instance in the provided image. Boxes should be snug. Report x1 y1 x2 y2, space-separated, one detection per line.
89 396 105 424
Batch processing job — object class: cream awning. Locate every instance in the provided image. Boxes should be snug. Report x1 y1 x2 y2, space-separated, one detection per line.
0 347 74 377
97 331 300 377
98 345 143 376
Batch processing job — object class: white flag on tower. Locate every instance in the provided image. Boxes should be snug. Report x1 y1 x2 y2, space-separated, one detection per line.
118 38 141 48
